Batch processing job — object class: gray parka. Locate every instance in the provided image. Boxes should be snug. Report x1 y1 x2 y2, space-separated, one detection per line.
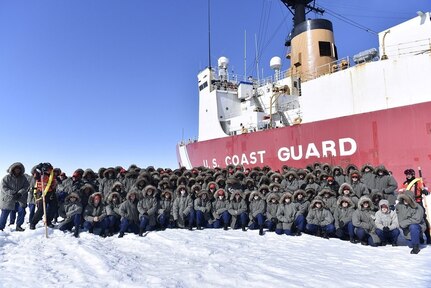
59 192 83 229
137 185 159 227
276 192 296 230
105 192 121 217
83 192 107 222
396 191 426 240
374 199 399 230
172 185 194 228
248 191 266 224
211 189 230 223
228 190 247 228
333 196 355 229
265 193 279 220
194 191 212 221
119 190 140 223
306 198 334 226
352 196 380 243
0 162 29 210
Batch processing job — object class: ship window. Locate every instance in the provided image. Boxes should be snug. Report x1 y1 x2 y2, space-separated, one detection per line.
226 107 229 110
319 41 331 57
199 81 208 91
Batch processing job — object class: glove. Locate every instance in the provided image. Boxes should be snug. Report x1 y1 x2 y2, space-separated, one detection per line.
339 221 345 228
271 217 278 223
14 193 22 200
423 189 429 196
383 226 390 232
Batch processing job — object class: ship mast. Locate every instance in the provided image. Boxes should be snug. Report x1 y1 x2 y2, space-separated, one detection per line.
280 0 325 33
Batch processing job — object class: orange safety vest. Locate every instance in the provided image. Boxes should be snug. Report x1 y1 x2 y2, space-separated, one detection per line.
403 178 425 203
36 172 57 195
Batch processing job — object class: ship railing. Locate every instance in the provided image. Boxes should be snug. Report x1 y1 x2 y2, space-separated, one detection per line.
384 37 431 57
214 69 291 89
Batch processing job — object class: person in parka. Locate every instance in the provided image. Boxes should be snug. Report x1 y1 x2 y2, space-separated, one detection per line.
82 169 98 192
303 173 320 192
243 178 257 201
281 171 299 193
292 189 309 234
333 196 356 243
58 192 82 238
173 185 194 230
352 196 380 246
78 183 95 212
83 192 108 237
396 191 426 254
372 165 398 206
306 197 335 238
360 164 376 192
0 162 29 232
132 176 148 195
276 192 297 236
318 188 337 214
248 191 266 235
211 189 231 230
118 189 140 237
158 190 174 229
99 168 117 197
264 193 279 232
349 171 369 199
138 185 159 236
258 185 270 200
375 199 399 246
110 181 127 201
228 190 248 231
332 166 346 187
105 191 121 236
338 183 359 207
194 190 212 230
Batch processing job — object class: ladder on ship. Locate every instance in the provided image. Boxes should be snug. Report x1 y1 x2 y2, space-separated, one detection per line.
278 111 291 126
252 90 264 112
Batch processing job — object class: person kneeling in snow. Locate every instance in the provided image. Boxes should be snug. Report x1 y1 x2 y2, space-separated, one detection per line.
375 199 400 246
396 191 426 254
228 190 248 231
118 190 140 238
158 190 174 230
194 190 212 230
248 191 266 235
137 185 159 236
276 192 297 236
173 185 194 230
333 197 356 243
210 189 231 230
352 196 380 246
59 192 82 238
264 193 279 232
84 192 108 237
306 197 335 238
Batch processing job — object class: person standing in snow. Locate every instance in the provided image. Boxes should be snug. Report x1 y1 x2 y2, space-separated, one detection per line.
0 162 29 232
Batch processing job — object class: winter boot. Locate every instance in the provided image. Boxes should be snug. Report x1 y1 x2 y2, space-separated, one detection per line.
139 227 144 237
316 227 322 237
259 225 264 236
410 245 420 254
73 228 80 238
223 223 228 231
118 232 125 238
197 225 203 230
360 240 369 246
30 224 36 230
15 226 25 232
88 227 94 234
188 224 193 231
99 230 107 238
241 225 247 232
350 237 358 244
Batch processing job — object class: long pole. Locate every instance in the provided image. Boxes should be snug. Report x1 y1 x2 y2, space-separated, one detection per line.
41 174 48 238
208 0 211 69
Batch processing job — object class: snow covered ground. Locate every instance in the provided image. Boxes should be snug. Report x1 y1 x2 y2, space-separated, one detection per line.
1 224 431 288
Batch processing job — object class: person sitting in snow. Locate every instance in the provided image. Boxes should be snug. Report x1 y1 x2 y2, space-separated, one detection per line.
248 190 266 236
83 192 108 237
292 189 309 235
59 192 82 238
374 199 399 246
306 197 335 238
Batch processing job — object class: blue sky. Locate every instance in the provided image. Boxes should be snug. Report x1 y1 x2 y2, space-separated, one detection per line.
0 0 428 177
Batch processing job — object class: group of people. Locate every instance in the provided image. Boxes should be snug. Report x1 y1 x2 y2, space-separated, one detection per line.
0 161 429 254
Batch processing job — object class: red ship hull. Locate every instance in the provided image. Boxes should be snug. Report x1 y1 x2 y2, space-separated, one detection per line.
178 102 431 183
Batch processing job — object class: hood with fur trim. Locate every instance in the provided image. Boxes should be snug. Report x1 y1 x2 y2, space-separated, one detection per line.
318 188 336 198
266 192 280 204
88 192 104 205
249 191 264 202
230 190 244 201
279 192 293 203
357 196 374 210
175 184 189 197
338 183 355 196
310 196 325 209
106 191 121 204
397 191 417 208
293 189 307 201
65 192 81 204
336 196 355 208
7 162 25 176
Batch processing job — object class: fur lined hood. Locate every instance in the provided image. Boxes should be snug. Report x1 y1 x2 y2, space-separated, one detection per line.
106 191 121 204
338 183 354 196
310 196 325 208
279 192 293 203
318 188 336 198
266 193 280 204
65 192 81 204
293 189 307 201
336 196 355 207
249 191 264 202
357 196 374 210
397 191 417 208
230 190 244 201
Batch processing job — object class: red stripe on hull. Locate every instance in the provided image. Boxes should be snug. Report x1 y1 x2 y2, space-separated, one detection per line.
178 102 431 183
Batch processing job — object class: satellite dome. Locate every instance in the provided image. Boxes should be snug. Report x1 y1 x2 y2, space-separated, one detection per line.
218 56 229 69
270 56 282 70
